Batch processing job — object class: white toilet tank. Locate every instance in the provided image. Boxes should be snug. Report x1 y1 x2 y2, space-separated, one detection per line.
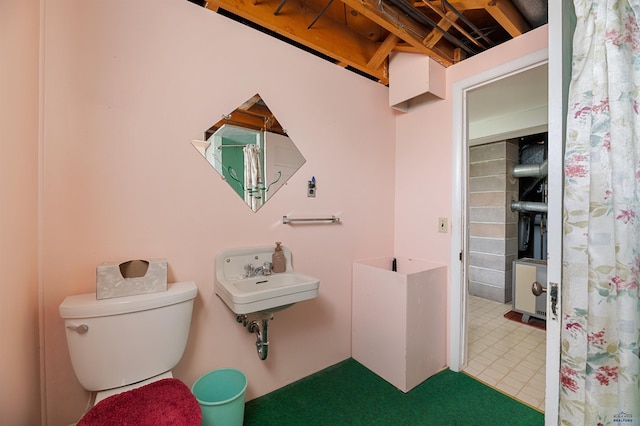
59 281 198 392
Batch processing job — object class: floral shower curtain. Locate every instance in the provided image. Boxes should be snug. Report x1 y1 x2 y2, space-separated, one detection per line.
561 0 640 424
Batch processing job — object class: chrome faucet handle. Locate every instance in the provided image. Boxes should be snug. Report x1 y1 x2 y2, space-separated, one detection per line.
244 263 255 277
262 262 273 275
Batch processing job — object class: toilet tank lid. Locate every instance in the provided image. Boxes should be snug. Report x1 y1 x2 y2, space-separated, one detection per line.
59 281 198 319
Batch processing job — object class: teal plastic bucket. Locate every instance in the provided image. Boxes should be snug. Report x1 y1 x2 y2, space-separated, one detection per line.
192 368 248 426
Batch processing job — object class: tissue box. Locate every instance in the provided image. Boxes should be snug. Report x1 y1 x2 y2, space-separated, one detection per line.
96 258 168 300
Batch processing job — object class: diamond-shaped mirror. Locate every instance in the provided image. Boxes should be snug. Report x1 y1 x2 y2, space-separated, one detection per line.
192 94 306 212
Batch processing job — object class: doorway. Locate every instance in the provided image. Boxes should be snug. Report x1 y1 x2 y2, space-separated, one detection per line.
448 53 551 410
463 133 548 411
450 9 573 425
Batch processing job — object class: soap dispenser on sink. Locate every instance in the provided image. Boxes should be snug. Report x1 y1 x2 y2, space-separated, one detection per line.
272 242 286 273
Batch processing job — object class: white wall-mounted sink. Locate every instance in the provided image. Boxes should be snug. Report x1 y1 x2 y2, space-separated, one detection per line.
215 245 319 314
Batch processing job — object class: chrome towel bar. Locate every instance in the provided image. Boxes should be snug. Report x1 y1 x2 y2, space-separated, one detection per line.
282 215 340 224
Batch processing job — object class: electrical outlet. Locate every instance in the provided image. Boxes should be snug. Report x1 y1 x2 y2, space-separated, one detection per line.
438 217 448 233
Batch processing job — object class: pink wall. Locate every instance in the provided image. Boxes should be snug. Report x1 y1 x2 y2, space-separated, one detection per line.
1 1 548 423
0 1 42 424
393 26 548 361
394 26 549 262
41 0 395 424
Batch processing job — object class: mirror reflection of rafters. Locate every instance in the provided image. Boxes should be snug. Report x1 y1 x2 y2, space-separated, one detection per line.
191 94 306 212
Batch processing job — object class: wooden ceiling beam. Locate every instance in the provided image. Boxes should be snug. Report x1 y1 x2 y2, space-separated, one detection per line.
421 0 482 49
206 0 389 82
393 43 422 53
367 33 398 70
338 0 455 66
484 0 530 37
422 10 459 50
413 0 487 11
202 0 533 84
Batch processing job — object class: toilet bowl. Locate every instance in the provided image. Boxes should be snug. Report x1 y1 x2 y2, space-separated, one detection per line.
59 281 199 419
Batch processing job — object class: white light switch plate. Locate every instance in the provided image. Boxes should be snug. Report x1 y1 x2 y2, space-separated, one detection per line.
438 217 448 233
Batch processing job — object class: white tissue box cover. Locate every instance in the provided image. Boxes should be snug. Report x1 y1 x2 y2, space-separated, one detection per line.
96 258 168 300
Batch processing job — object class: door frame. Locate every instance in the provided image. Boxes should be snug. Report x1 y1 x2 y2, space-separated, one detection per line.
449 47 549 371
448 47 561 420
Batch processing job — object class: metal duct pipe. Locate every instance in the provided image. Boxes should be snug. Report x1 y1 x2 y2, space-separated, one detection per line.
512 159 548 178
510 200 548 213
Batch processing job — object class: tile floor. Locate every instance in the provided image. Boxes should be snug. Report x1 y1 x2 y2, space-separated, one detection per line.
463 295 546 412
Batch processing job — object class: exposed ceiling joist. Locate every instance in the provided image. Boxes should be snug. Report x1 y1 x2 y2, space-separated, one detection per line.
367 33 399 70
196 0 545 84
206 0 390 82
485 0 531 37
339 0 458 67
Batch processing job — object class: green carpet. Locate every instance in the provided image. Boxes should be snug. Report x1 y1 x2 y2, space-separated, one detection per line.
244 358 543 425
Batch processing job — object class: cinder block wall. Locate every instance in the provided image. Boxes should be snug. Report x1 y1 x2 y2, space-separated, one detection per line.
468 140 519 302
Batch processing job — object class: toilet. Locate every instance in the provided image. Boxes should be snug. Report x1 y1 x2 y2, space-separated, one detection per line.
59 281 200 423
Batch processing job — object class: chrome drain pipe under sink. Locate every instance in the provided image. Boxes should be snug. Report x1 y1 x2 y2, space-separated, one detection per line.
236 313 272 360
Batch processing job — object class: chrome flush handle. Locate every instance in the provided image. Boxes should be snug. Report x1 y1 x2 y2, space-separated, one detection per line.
66 324 89 334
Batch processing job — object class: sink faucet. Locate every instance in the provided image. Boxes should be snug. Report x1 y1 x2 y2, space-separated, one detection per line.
244 262 273 277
